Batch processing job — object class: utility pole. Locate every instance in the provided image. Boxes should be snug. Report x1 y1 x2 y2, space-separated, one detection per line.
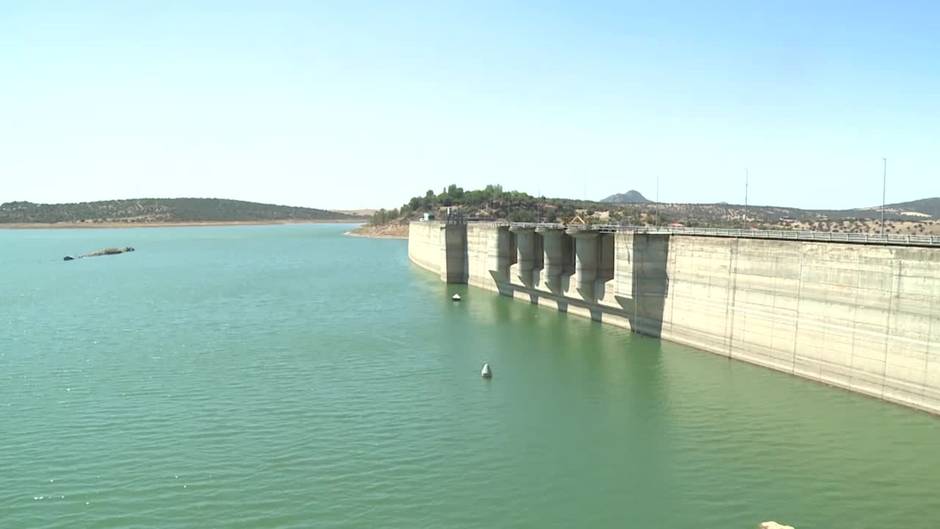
881 158 887 237
744 168 749 229
656 176 660 227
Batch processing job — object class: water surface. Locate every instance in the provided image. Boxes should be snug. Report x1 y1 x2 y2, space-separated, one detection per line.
2 224 938 528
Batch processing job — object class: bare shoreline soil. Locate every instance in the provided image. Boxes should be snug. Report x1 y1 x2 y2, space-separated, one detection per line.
345 223 409 239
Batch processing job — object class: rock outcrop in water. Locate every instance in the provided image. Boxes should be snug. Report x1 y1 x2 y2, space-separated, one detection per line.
63 247 135 261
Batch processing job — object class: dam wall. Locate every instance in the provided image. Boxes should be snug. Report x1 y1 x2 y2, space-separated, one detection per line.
408 221 940 414
407 221 442 275
407 220 468 282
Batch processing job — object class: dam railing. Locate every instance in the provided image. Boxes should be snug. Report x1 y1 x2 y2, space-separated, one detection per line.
478 222 940 248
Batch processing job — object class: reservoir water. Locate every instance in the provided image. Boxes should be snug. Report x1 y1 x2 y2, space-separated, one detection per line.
2 224 939 528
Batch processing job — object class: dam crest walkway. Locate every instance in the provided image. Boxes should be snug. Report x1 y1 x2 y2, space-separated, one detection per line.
475 222 940 248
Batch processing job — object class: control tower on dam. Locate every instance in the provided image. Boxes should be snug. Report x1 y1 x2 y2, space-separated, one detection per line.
408 220 940 415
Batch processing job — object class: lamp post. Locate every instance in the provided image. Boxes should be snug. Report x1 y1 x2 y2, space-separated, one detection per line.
655 176 660 227
744 168 749 229
881 158 887 237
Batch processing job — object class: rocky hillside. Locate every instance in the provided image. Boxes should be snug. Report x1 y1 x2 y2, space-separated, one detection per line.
601 190 651 204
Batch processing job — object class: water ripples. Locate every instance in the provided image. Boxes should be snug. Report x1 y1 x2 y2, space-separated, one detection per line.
2 225 940 528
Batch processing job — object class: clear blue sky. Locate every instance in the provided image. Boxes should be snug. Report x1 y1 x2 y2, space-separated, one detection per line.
2 1 938 210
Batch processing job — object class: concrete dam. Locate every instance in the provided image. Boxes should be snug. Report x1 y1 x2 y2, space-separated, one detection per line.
409 220 940 415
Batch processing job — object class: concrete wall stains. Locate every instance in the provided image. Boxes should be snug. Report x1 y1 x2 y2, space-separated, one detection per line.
409 221 940 415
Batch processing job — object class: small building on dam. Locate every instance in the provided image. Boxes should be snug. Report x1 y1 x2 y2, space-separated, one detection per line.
409 220 940 415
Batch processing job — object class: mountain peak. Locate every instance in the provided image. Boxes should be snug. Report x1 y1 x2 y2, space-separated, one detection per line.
601 190 650 204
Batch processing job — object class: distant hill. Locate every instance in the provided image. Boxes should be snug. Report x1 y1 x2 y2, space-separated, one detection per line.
384 184 940 235
338 208 379 217
881 197 940 218
0 198 363 225
601 190 650 204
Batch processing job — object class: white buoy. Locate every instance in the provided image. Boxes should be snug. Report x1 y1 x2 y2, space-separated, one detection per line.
452 293 462 301
481 363 492 378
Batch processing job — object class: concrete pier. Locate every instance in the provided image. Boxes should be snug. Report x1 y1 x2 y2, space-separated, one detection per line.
509 226 537 287
440 224 468 283
537 226 566 293
409 220 940 415
568 228 599 301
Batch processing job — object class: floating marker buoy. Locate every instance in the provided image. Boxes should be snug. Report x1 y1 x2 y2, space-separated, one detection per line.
481 363 492 378
452 293 462 301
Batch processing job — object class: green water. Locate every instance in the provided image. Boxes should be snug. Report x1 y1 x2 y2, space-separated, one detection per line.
2 224 939 528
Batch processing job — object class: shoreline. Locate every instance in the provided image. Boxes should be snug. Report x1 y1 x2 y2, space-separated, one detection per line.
0 219 366 230
344 230 408 240
345 223 409 239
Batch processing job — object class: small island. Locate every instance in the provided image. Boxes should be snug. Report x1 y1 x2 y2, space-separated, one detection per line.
64 247 136 261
